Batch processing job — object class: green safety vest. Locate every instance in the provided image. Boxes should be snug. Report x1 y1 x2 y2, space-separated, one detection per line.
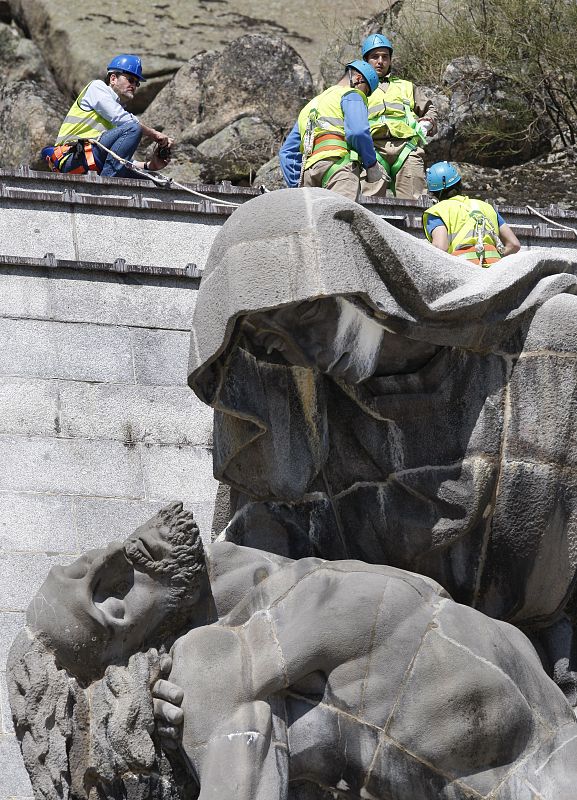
423 195 502 260
297 85 368 170
55 82 114 145
368 78 418 140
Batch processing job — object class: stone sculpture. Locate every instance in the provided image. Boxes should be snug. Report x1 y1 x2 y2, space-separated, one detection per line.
188 188 577 701
9 188 577 798
9 502 577 799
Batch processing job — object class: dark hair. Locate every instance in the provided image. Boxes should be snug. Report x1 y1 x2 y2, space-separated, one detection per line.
105 71 120 86
433 180 463 201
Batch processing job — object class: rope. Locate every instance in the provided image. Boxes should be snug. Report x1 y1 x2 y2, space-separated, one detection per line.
89 139 241 208
526 204 577 237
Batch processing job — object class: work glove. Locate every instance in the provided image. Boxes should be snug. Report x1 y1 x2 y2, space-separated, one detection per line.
365 162 389 184
415 119 432 143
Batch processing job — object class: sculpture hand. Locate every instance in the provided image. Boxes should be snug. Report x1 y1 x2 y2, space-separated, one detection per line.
152 657 184 750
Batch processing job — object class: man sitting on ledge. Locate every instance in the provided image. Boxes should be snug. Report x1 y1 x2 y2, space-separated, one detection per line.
41 54 174 178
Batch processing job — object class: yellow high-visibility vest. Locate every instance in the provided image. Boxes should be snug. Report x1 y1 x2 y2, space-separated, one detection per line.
55 82 114 145
368 78 418 140
423 195 502 262
298 85 368 169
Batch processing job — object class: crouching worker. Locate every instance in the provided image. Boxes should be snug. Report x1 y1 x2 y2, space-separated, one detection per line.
282 60 387 201
423 161 520 267
41 54 173 178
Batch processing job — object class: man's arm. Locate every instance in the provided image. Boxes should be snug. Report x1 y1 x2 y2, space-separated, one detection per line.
498 222 521 257
425 214 449 251
413 85 438 136
279 122 302 188
341 91 377 169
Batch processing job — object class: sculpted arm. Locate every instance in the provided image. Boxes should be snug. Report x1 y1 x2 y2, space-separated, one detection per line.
168 624 289 800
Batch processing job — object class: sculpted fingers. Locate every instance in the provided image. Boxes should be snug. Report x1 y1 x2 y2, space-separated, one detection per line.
153 678 184 706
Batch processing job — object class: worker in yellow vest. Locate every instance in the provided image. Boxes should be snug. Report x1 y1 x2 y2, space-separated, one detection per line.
281 60 386 201
360 33 437 199
41 55 173 178
423 162 521 267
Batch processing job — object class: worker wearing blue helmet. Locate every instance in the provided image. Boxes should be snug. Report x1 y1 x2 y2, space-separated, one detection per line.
423 161 520 267
280 60 386 201
41 54 174 178
360 32 438 199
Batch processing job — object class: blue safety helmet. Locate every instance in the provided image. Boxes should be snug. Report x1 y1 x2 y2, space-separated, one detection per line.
426 161 461 193
106 54 147 82
346 59 380 95
361 33 393 58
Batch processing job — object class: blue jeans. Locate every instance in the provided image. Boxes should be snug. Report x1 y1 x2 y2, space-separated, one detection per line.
59 121 142 177
93 121 143 177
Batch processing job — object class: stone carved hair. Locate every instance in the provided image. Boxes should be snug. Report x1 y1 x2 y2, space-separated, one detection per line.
8 503 205 800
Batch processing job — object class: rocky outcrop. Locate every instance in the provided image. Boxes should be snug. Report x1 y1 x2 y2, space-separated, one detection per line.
438 56 550 166
6 0 383 107
0 20 68 169
141 34 313 183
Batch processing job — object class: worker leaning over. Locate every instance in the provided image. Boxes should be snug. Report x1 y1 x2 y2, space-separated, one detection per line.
423 161 521 267
360 33 437 199
41 55 173 178
282 60 385 201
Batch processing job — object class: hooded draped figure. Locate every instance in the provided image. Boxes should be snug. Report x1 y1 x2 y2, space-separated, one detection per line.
188 188 577 637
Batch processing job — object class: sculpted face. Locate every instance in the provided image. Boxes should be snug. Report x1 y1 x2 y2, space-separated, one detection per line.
28 503 204 683
243 296 439 383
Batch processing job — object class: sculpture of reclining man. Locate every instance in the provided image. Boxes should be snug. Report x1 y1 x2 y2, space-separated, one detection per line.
10 503 577 800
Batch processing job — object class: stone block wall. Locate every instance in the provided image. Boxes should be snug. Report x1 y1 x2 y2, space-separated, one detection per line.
0 264 215 797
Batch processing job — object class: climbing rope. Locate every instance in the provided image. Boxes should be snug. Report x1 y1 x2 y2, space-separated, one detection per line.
526 205 577 238
90 139 242 208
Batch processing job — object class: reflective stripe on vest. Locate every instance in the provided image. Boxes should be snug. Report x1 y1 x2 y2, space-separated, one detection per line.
368 79 418 140
55 82 115 145
298 85 368 170
422 196 501 259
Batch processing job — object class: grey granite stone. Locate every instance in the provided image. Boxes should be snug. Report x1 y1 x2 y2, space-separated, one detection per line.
0 553 75 611
51 274 198 330
140 444 217 504
8 505 577 798
0 735 33 796
187 189 577 703
0 436 143 498
1 672 13 734
0 613 25 664
0 319 133 383
57 382 212 446
0 494 76 553
131 328 191 386
0 378 58 438
72 208 222 271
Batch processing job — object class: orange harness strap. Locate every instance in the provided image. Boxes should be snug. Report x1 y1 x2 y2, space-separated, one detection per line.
46 141 99 173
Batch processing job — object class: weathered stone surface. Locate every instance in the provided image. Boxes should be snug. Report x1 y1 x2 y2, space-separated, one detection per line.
7 0 384 103
0 493 77 553
9 504 577 798
197 116 277 183
187 188 577 709
440 56 550 166
0 435 144 497
0 21 68 169
254 155 285 190
0 318 134 382
142 35 313 181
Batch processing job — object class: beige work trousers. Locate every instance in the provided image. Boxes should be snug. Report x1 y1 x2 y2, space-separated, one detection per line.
303 158 361 202
363 139 427 200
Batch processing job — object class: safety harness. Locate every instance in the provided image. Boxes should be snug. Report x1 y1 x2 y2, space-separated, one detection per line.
42 140 98 174
308 131 361 188
455 208 503 268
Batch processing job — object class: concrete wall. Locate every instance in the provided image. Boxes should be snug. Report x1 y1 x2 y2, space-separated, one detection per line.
0 264 214 798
